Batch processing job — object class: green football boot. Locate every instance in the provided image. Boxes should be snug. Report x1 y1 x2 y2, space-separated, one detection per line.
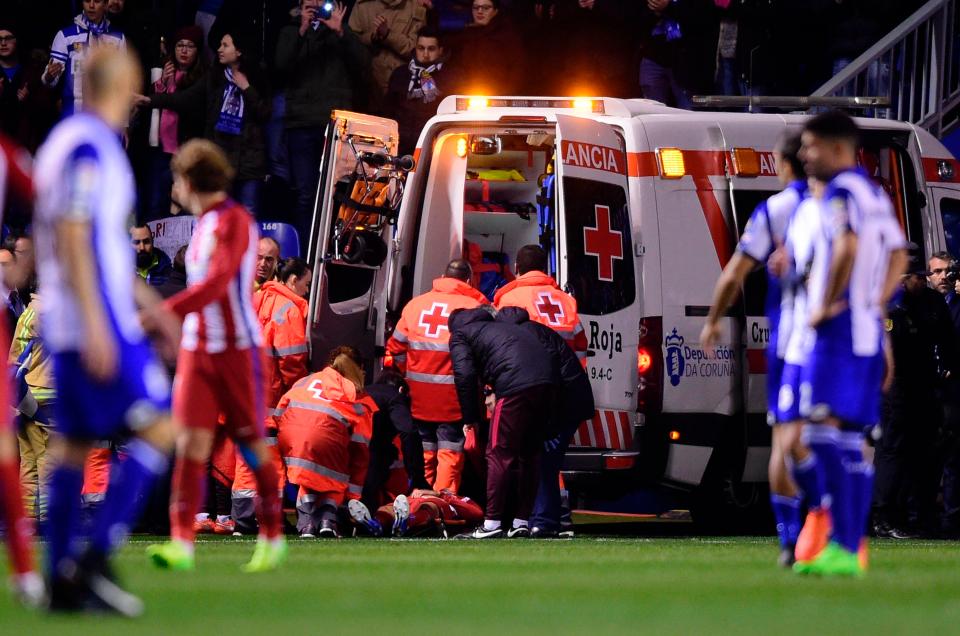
146 541 196 571
242 537 288 573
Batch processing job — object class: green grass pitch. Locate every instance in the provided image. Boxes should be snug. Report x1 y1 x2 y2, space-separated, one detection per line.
2 536 959 635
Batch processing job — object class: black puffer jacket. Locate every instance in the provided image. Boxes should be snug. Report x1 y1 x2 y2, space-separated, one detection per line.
448 306 557 425
496 307 594 426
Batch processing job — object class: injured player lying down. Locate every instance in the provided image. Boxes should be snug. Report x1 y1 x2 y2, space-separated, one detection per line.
348 489 483 538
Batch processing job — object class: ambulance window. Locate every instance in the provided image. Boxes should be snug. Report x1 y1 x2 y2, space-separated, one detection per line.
563 176 634 314
941 198 960 259
858 133 924 250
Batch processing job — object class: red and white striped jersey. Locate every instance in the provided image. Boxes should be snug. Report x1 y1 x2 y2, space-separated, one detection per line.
166 198 262 353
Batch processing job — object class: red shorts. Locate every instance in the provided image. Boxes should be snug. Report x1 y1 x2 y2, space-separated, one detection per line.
173 348 266 446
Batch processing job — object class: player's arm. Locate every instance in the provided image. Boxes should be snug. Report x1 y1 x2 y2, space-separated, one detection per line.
700 253 756 347
816 229 857 324
164 213 248 319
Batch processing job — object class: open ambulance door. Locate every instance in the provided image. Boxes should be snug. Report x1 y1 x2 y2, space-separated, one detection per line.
306 111 403 373
554 114 638 454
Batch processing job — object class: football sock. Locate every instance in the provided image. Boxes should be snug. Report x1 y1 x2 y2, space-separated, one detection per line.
805 424 855 553
512 519 529 529
89 438 168 558
482 519 501 531
0 458 34 575
170 457 207 544
840 432 870 549
790 452 826 511
46 464 83 578
252 460 282 539
771 494 802 548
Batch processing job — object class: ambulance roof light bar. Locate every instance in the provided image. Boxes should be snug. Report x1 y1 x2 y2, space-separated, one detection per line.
439 95 636 116
691 95 890 113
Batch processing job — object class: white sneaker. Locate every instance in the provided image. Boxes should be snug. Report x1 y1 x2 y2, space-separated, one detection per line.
392 494 410 536
506 526 530 538
456 526 503 539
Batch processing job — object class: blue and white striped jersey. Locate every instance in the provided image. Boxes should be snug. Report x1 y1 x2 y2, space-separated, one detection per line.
807 167 907 357
737 180 806 360
33 112 142 353
43 14 125 117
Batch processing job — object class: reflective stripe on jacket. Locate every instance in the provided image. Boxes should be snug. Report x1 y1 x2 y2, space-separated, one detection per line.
493 271 588 360
254 281 309 418
385 277 489 421
276 367 378 501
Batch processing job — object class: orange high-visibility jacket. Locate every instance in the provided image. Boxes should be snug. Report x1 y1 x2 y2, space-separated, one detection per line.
255 281 309 419
276 367 378 501
493 271 588 361
386 277 489 422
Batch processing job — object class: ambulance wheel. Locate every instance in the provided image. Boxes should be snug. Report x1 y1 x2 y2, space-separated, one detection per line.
689 465 769 534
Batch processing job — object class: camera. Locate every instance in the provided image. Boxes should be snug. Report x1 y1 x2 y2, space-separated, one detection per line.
947 261 960 286
318 2 334 19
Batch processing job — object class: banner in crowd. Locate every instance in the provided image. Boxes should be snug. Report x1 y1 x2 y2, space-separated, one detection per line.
147 215 198 260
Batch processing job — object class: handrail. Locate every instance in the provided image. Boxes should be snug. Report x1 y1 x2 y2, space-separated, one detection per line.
812 0 958 136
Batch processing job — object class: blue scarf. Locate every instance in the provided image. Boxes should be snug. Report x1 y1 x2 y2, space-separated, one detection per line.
214 68 245 136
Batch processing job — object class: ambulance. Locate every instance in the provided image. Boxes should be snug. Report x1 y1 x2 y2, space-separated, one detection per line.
305 97 960 524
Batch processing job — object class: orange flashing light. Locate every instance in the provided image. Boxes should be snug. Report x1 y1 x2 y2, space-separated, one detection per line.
467 96 488 110
668 430 681 441
732 148 761 177
657 148 685 178
637 348 653 374
455 136 468 158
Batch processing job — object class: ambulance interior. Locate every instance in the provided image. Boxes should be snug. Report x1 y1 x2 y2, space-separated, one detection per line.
410 128 559 303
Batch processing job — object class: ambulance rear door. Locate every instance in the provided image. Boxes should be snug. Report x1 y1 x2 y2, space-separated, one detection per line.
554 114 638 432
306 111 400 373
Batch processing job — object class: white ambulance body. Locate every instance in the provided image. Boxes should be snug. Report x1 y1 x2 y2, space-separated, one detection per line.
306 97 960 522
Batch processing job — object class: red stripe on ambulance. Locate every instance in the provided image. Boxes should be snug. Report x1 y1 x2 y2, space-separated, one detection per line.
570 410 634 450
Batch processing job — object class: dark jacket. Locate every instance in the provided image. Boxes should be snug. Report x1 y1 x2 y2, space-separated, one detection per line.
887 286 960 389
274 19 370 129
448 306 557 425
0 59 57 153
496 306 594 425
148 65 271 180
384 59 456 155
139 249 174 287
365 372 429 491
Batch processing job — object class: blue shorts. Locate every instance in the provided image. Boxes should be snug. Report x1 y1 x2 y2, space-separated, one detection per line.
773 362 803 424
800 346 884 430
52 338 171 441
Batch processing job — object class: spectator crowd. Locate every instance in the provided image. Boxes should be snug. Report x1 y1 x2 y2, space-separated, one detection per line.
2 0 928 237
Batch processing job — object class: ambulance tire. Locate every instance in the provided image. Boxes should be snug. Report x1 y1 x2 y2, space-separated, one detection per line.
689 459 770 535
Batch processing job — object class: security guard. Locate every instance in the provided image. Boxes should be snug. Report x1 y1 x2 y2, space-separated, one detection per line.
385 259 489 493
873 255 959 538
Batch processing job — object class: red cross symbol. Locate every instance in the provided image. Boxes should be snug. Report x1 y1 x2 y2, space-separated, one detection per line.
583 204 623 282
418 302 451 338
535 292 564 326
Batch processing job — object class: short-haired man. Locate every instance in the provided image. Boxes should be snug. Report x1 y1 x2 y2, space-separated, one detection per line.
927 250 960 536
255 236 280 289
386 259 489 493
494 244 587 362
385 27 455 156
145 139 286 573
794 110 908 576
130 224 172 286
42 0 126 118
33 47 174 615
